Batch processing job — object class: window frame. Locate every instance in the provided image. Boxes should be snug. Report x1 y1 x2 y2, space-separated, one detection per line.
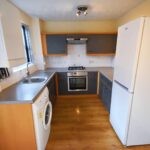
21 24 33 63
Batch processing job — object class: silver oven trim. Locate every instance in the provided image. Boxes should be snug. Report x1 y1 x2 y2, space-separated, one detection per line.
67 75 88 92
67 71 88 77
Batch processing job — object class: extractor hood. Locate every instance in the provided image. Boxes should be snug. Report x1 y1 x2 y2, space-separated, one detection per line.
66 38 88 44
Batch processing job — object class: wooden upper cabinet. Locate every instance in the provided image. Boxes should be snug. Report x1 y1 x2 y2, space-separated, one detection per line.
41 34 67 56
41 33 117 57
86 34 117 56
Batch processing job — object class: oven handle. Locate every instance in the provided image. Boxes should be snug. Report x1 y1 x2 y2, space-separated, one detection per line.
67 76 88 79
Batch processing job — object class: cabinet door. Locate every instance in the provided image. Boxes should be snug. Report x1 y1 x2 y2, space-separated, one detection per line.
46 34 67 55
88 72 98 94
99 73 112 112
47 75 56 106
99 76 105 100
87 34 117 54
58 72 68 95
104 86 112 112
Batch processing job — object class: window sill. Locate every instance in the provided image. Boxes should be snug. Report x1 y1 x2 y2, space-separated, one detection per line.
12 63 34 73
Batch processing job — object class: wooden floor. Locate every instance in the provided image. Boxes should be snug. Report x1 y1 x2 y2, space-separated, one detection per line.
46 96 150 150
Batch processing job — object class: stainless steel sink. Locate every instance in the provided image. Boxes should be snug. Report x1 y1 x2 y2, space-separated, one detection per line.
22 77 47 84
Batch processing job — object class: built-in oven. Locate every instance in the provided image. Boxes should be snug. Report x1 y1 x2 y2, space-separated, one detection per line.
67 71 88 91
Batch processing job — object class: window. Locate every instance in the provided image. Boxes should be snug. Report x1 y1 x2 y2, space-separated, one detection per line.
21 24 33 63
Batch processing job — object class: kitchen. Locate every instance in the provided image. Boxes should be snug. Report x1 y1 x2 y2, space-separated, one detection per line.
0 0 150 150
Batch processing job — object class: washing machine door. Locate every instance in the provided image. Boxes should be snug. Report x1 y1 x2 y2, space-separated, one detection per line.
43 101 52 130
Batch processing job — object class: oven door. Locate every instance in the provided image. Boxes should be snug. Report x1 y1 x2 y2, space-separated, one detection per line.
68 76 88 91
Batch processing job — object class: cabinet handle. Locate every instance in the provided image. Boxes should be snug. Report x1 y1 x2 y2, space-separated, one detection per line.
114 80 129 91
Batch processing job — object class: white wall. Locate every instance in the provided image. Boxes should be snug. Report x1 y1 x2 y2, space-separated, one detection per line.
41 20 117 33
117 0 150 26
45 44 114 68
0 65 37 91
0 0 27 66
31 18 45 70
0 1 44 91
41 19 117 68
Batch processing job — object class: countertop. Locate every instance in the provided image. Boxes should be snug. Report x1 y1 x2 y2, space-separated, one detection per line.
0 67 113 104
0 71 55 104
47 67 114 81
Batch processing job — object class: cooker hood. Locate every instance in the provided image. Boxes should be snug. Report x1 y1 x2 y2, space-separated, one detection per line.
66 38 88 44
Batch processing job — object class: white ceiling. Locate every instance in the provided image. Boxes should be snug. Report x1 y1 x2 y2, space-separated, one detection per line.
9 0 144 21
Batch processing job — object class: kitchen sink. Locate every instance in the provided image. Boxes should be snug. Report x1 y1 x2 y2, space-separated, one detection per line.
22 77 47 84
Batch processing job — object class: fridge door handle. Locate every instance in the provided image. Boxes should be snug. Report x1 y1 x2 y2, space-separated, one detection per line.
114 80 129 91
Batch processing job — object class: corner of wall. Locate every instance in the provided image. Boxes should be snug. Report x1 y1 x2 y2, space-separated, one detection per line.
117 0 150 27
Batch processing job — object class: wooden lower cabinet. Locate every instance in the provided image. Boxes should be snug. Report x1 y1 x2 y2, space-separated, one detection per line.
0 104 37 150
99 73 112 112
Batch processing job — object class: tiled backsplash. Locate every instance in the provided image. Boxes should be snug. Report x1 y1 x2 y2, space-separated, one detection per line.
45 44 114 68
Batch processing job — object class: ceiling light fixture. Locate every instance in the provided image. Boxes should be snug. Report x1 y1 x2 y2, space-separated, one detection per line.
76 5 88 17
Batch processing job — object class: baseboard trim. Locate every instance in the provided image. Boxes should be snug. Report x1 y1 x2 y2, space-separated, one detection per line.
57 94 99 99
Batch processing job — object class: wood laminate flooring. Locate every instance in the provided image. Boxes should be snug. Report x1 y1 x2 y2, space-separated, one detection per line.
46 96 150 150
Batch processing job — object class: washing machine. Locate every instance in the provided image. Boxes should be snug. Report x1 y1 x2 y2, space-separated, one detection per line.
32 87 52 150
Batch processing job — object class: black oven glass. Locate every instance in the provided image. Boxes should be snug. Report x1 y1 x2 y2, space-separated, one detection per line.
69 77 86 90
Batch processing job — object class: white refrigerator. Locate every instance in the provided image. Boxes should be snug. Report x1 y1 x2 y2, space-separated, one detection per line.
110 17 150 146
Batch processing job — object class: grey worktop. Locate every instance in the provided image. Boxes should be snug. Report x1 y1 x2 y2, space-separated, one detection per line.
96 67 114 82
0 67 113 104
0 71 55 104
47 67 114 81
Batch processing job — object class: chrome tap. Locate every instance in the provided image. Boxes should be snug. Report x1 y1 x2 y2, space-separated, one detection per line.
26 63 30 76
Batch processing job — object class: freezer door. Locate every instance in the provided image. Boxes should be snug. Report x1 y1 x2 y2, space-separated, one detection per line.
114 18 144 92
110 81 133 145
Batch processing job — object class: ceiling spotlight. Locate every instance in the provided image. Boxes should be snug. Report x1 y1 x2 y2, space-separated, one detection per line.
76 5 88 16
84 11 88 16
76 11 81 16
